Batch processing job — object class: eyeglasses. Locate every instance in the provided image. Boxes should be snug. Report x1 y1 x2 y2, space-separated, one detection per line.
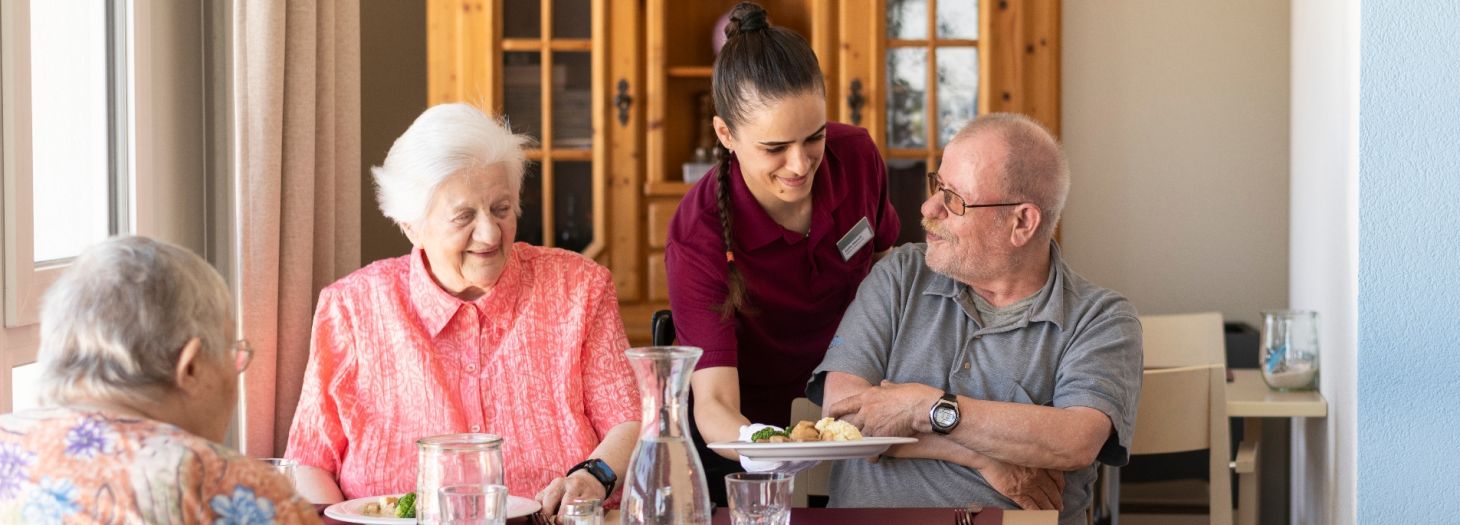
233 339 254 374
926 172 1025 217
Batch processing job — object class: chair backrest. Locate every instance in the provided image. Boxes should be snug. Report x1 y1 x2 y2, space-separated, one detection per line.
788 397 832 507
1129 312 1232 525
1140 312 1224 368
652 309 674 346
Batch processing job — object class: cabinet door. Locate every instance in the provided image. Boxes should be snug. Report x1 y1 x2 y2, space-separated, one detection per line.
427 0 609 258
835 0 1059 245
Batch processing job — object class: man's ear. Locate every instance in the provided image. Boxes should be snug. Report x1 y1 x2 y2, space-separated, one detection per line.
1008 204 1043 248
173 337 204 392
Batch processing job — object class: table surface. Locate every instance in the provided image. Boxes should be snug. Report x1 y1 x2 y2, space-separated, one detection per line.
1225 369 1328 418
320 507 1057 525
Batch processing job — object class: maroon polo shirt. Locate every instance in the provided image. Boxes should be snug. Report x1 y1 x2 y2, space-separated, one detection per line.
665 122 900 426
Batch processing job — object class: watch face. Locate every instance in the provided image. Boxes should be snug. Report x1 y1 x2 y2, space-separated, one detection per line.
933 406 958 427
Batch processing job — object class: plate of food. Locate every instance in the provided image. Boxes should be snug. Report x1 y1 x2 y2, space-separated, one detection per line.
322 491 542 524
708 417 917 461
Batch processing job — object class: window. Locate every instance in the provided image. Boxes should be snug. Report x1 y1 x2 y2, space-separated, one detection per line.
2 0 131 411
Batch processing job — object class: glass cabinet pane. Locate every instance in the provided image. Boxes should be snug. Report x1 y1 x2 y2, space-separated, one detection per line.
553 161 593 252
937 1 979 39
519 164 544 246
887 48 928 149
552 0 591 39
551 52 593 149
504 0 541 39
30 0 112 263
503 52 542 139
887 159 930 245
887 0 928 40
937 48 978 146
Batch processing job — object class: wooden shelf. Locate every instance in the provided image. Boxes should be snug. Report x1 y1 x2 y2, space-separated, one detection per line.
667 66 714 78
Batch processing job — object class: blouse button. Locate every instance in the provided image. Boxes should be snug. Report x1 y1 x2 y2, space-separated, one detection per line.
466 363 478 372
471 425 481 432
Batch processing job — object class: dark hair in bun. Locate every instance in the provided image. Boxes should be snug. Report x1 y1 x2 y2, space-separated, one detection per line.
709 1 825 317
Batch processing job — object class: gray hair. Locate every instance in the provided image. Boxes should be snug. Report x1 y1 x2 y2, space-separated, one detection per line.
954 113 1071 238
37 236 233 407
372 103 533 225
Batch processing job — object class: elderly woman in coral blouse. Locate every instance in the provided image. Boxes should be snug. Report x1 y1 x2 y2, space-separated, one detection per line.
285 103 639 516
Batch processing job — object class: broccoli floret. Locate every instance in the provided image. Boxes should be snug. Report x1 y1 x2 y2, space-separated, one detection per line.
394 492 417 519
750 427 788 442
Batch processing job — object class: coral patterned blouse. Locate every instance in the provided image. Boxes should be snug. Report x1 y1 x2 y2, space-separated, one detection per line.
0 407 318 524
285 244 639 501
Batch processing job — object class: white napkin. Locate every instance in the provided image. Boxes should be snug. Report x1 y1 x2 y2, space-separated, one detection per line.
737 424 820 474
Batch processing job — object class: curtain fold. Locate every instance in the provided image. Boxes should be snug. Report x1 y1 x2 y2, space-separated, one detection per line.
233 0 361 457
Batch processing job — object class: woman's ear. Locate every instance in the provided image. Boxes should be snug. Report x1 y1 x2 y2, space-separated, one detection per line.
712 116 735 151
399 222 421 246
173 337 204 391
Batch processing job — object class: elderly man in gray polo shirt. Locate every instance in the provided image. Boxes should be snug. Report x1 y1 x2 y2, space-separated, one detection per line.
808 113 1142 525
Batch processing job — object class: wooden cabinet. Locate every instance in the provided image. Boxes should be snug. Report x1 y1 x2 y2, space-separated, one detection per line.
428 0 1059 344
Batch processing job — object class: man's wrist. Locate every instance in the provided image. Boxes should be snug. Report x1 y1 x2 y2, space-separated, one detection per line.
915 392 941 433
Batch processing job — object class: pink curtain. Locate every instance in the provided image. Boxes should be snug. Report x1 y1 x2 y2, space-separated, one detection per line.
233 0 361 457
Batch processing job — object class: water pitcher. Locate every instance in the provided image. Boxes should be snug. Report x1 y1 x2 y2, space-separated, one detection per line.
620 346 712 524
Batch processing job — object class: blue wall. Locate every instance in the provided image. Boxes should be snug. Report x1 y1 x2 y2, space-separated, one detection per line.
1358 1 1460 521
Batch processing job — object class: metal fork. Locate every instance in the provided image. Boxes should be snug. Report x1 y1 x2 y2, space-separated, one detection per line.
954 504 984 525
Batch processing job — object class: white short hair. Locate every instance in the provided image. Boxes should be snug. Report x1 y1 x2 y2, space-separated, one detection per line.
372 103 533 225
37 236 233 407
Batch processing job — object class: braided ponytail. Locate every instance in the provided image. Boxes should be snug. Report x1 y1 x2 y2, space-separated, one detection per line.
714 143 751 318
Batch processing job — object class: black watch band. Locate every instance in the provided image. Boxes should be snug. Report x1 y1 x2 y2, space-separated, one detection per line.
566 458 616 497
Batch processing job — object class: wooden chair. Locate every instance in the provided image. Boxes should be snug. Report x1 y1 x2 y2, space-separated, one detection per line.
789 397 832 507
1115 312 1239 525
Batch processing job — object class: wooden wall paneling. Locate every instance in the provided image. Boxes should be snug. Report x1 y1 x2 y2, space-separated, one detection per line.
647 254 669 302
1022 0 1061 136
811 0 837 117
583 0 609 261
837 0 883 147
609 0 644 301
426 0 458 105
985 0 1018 115
645 0 667 183
647 200 676 249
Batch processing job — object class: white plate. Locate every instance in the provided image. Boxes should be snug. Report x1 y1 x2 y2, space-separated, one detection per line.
322 493 542 524
707 436 919 461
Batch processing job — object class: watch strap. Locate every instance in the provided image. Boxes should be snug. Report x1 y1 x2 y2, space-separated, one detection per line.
566 458 616 497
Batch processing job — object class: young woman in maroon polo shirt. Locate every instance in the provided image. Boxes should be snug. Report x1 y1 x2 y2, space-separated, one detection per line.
664 1 900 503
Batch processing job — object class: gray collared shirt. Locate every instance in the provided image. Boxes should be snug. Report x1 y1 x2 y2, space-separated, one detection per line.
807 242 1142 525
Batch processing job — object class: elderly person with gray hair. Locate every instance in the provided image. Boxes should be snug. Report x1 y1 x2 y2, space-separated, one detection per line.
284 103 638 516
0 236 318 523
809 113 1143 525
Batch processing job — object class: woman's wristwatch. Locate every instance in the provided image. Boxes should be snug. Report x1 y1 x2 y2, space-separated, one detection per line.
566 458 617 498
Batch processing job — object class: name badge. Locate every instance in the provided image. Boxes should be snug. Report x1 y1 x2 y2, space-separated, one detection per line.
836 217 874 262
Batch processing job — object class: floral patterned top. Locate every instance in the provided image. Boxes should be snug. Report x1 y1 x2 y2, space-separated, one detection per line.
0 407 320 524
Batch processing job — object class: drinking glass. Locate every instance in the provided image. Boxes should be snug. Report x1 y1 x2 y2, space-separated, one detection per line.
417 434 505 524
725 472 792 525
1261 310 1320 391
258 458 296 487
437 484 508 525
559 498 604 525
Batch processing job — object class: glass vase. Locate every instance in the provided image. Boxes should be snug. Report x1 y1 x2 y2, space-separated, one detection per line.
1260 310 1320 391
620 346 712 525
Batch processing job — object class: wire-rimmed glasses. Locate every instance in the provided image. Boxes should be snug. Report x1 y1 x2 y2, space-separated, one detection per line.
926 172 1026 216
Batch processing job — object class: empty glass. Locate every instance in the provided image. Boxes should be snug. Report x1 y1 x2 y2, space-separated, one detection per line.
417 434 505 524
437 484 508 525
559 498 604 525
1261 310 1320 391
258 458 295 487
725 472 792 525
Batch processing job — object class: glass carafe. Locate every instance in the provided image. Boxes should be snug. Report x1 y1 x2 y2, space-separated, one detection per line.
620 346 712 525
416 433 505 524
1261 310 1320 391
